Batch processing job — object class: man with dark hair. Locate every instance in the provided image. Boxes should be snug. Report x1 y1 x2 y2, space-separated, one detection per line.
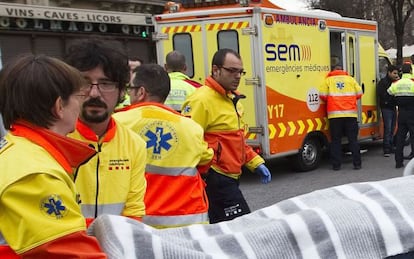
114 64 213 228
164 50 201 111
388 63 414 168
0 54 105 257
182 48 271 223
65 38 147 225
377 65 399 157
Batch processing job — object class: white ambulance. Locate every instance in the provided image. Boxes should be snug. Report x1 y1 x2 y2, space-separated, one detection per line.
153 0 381 171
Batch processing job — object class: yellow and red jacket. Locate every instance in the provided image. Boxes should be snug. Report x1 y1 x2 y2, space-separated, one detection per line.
114 103 213 228
319 70 363 119
182 76 264 179
68 118 146 225
0 120 105 258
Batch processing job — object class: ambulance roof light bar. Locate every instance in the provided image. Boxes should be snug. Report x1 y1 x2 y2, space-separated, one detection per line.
165 0 262 12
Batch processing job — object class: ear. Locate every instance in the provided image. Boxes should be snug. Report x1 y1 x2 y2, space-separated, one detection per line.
137 87 147 102
51 96 64 120
212 65 219 76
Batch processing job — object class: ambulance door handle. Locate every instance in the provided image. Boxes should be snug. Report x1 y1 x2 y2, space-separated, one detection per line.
361 83 365 93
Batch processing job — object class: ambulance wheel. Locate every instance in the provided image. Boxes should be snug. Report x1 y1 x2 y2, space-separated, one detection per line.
291 138 322 172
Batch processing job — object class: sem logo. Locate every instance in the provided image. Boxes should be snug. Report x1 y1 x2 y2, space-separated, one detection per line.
265 43 311 61
140 121 178 159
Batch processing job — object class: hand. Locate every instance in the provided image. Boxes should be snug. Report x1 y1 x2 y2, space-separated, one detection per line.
254 164 271 184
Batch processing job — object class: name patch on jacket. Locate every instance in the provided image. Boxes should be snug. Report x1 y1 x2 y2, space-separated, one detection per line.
139 121 178 160
108 159 130 171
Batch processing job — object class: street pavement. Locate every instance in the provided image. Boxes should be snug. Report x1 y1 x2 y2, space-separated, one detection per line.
240 140 407 212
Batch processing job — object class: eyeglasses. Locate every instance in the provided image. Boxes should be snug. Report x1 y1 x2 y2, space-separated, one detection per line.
220 66 246 76
80 80 118 93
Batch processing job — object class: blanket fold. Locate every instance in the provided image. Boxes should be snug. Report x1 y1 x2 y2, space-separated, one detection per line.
89 176 414 259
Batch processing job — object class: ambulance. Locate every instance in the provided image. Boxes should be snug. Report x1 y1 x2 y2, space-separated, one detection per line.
153 0 381 171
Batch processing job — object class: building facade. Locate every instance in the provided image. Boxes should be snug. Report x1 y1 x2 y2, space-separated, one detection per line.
0 0 169 67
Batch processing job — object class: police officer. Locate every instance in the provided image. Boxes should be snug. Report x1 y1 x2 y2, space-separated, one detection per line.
387 63 414 168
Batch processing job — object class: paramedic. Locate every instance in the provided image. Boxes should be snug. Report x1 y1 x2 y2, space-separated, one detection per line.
182 48 272 223
0 54 105 258
319 66 363 171
65 38 147 225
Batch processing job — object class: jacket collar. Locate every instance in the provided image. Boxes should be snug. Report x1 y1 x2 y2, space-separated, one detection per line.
10 120 96 173
75 117 117 143
115 102 182 115
205 76 243 97
326 70 349 77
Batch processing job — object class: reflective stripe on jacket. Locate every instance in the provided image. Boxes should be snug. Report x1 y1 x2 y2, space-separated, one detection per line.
68 118 146 222
387 73 414 110
113 102 213 228
0 120 104 257
182 76 264 179
164 72 197 111
319 70 363 119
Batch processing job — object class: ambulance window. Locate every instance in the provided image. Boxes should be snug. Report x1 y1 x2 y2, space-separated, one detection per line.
173 33 194 78
217 30 239 53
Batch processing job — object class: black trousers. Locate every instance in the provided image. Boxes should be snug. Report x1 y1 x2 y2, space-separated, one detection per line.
329 117 361 168
395 110 414 165
205 168 251 223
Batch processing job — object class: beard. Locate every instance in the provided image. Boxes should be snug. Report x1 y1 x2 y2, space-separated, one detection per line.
81 98 109 123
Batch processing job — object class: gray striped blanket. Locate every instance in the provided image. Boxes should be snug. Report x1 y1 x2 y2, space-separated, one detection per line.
88 176 414 259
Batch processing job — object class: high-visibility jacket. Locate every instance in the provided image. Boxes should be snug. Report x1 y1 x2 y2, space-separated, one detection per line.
0 120 105 258
114 103 213 228
182 76 264 179
387 73 414 110
68 118 146 225
164 72 200 111
319 70 363 119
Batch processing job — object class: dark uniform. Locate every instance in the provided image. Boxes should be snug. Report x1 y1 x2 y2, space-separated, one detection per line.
387 64 414 168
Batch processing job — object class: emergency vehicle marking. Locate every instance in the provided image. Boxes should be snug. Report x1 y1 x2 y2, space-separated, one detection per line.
41 194 67 219
361 110 377 124
161 24 201 33
207 21 249 31
273 14 318 26
246 118 329 140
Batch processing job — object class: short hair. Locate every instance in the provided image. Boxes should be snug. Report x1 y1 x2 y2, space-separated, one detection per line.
65 37 129 92
211 48 241 68
0 54 83 129
401 63 412 74
387 64 398 73
133 64 171 103
129 56 144 64
165 50 186 72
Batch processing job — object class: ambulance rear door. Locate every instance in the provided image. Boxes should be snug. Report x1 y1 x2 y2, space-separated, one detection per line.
154 19 206 86
343 31 379 140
